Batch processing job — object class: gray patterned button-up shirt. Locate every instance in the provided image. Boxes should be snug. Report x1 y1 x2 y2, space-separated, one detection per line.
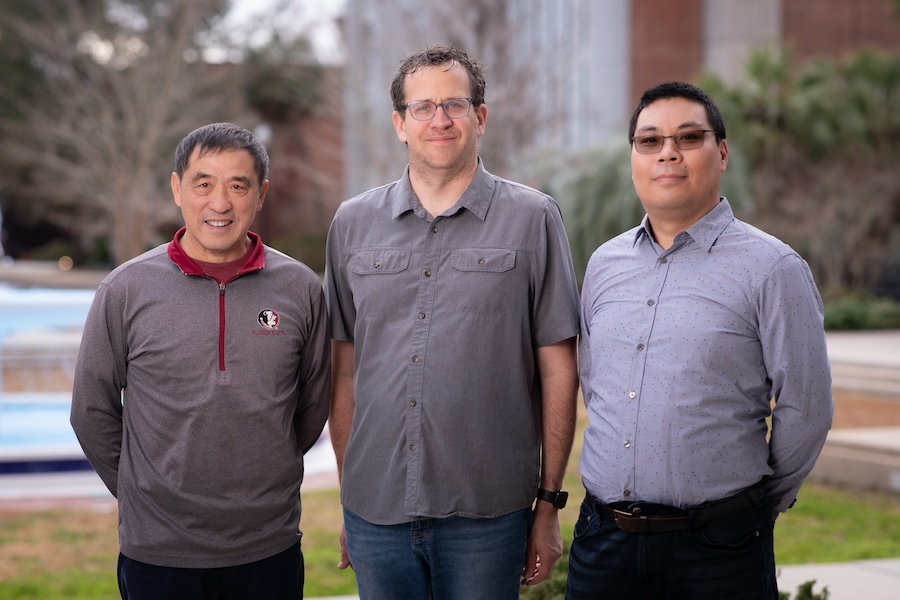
579 198 833 514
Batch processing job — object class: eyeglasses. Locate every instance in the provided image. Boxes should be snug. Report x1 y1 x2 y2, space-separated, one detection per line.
631 129 716 154
403 98 473 121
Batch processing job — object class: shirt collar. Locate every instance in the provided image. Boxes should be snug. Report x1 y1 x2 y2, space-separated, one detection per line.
391 158 495 221
633 197 734 252
167 227 265 276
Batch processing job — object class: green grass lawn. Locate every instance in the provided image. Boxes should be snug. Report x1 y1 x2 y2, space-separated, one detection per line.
775 482 900 564
2 478 897 599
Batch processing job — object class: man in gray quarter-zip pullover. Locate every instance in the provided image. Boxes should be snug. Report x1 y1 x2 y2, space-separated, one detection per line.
71 122 330 600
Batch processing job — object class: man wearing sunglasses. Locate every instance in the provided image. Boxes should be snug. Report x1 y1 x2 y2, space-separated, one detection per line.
324 46 580 599
567 82 833 599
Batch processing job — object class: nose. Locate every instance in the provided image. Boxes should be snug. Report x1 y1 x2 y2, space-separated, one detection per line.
208 186 232 211
430 104 453 126
658 137 682 161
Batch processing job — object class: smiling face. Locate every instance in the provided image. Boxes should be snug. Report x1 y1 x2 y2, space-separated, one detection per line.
392 63 487 181
170 147 268 263
631 97 728 230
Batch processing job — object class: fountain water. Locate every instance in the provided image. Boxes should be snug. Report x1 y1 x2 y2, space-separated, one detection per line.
0 286 94 474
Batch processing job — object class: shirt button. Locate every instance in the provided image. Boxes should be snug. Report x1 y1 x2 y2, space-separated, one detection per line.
417 312 426 319
624 440 632 448
412 355 420 363
636 343 644 351
628 391 636 399
623 488 632 497
409 399 417 407
660 257 668 264
409 443 416 451
373 261 380 268
431 226 438 233
478 258 485 265
647 299 655 306
424 270 432 277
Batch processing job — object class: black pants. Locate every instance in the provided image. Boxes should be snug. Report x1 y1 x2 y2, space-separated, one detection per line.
566 495 777 599
117 541 304 600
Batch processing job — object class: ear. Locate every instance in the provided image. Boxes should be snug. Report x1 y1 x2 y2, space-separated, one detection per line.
171 172 183 207
257 179 269 211
392 111 408 143
719 139 729 173
475 103 487 137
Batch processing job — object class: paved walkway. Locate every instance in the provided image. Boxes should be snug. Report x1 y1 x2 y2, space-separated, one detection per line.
312 559 900 600
0 259 108 289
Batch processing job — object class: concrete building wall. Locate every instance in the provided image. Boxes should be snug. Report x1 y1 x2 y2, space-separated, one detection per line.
703 0 780 85
511 0 629 154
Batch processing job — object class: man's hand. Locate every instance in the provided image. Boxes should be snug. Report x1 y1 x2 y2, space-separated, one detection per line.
522 501 563 586
337 524 352 570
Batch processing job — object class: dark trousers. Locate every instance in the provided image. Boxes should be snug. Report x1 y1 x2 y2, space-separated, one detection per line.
566 495 777 600
117 541 304 600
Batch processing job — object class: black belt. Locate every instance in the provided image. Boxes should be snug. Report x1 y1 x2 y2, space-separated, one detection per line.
588 486 766 534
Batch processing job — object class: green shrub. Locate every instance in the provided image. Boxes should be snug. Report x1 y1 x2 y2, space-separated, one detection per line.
269 233 327 273
779 580 830 600
824 293 900 330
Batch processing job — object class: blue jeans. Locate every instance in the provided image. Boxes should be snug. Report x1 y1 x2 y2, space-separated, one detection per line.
117 542 303 600
343 507 531 600
566 494 777 600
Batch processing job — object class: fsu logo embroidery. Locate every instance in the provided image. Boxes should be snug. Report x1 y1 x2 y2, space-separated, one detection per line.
258 309 279 329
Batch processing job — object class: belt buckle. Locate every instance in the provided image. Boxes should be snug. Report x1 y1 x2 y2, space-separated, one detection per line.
612 508 649 533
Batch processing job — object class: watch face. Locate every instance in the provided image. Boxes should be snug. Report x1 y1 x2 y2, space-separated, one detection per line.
556 491 569 508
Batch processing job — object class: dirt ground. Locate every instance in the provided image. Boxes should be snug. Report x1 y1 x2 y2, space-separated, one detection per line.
830 388 900 428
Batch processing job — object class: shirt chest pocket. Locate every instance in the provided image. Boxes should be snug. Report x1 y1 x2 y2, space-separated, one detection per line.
350 249 411 275
449 248 516 273
446 248 519 314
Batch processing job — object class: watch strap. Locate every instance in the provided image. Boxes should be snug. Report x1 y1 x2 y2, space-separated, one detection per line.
536 488 568 509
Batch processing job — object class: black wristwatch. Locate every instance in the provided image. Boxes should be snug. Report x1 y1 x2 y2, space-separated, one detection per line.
536 488 568 509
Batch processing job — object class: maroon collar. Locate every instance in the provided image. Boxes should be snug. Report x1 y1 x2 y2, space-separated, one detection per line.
167 227 265 279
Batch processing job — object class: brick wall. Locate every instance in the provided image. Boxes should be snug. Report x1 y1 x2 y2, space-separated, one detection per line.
630 0 704 107
782 0 900 65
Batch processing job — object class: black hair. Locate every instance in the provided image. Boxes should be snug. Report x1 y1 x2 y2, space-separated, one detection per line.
628 82 726 144
173 122 269 185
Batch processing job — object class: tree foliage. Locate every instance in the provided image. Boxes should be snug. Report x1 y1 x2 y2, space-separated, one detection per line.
242 34 323 124
556 47 900 297
0 0 243 266
701 48 900 296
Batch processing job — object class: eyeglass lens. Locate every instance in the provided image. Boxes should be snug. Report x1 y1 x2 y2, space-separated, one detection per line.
632 130 712 153
407 99 471 120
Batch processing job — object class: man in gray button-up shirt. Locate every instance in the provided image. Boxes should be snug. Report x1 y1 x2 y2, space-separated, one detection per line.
324 46 580 599
567 82 833 599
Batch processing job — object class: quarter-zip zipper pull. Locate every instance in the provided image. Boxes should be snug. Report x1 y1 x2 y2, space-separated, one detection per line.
218 281 226 371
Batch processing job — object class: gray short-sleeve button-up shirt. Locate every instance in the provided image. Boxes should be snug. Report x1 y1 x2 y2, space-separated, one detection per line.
325 162 580 525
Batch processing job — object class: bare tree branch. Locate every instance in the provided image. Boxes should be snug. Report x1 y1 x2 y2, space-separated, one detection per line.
0 0 243 265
